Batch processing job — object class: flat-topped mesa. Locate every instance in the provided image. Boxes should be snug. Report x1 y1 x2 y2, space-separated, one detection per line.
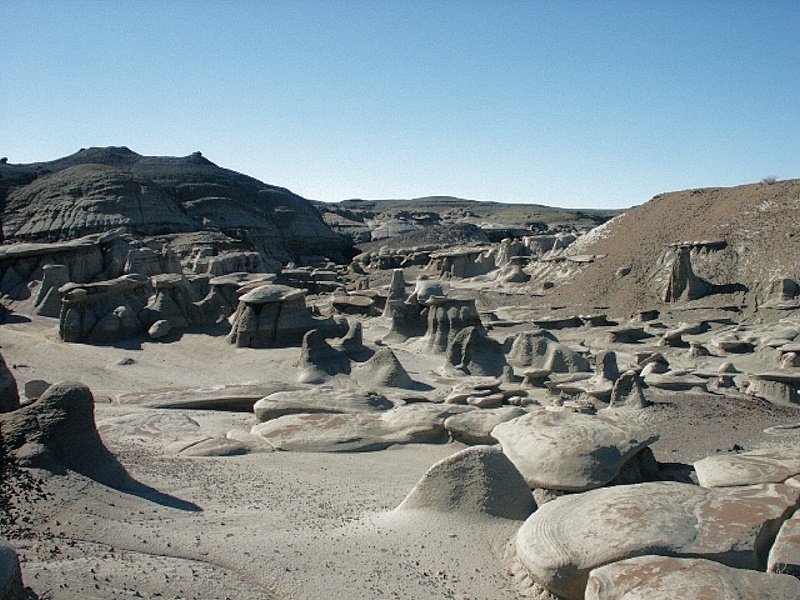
227 283 344 348
425 297 484 353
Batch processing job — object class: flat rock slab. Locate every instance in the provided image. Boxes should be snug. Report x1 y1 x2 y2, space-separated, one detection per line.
695 446 800 487
238 283 306 304
117 383 292 410
397 445 535 520
586 555 800 600
251 403 474 452
516 481 799 600
444 406 526 445
253 387 393 422
492 410 658 491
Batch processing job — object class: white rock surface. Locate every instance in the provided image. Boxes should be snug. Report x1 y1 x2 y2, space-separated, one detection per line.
694 446 800 487
586 554 800 600
251 403 473 452
515 481 799 600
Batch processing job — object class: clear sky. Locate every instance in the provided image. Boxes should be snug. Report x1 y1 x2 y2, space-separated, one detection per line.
2 1 798 209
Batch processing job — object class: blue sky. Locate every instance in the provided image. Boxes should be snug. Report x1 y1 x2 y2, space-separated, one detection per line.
2 1 798 208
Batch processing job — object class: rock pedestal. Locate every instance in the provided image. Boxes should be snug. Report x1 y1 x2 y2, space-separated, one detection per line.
227 284 320 348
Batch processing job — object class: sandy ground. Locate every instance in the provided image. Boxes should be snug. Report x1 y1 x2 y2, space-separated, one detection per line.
3 309 800 599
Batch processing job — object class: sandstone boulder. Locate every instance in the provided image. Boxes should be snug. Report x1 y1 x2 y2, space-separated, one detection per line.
694 446 800 488
253 387 392 422
586 555 800 600
516 481 799 600
492 410 658 491
0 539 26 600
769 509 800 577
444 406 526 445
251 403 473 452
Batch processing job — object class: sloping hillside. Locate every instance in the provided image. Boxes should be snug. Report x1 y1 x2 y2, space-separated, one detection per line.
0 147 349 264
314 196 621 244
547 179 800 315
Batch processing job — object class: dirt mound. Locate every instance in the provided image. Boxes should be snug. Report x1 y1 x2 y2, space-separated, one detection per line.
546 179 800 315
0 147 349 264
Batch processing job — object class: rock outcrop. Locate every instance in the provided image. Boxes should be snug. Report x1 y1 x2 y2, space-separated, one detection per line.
426 298 484 352
227 284 335 348
0 381 128 483
1 147 348 264
396 445 535 520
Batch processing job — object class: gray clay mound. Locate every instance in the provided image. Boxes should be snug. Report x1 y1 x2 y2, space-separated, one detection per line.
397 445 535 520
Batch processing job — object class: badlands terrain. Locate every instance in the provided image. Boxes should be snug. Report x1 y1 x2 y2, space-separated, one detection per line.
2 148 800 599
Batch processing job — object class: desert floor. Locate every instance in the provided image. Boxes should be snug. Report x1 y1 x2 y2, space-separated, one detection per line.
3 309 800 600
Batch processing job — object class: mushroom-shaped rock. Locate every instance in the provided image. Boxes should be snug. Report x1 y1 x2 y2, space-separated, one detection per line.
694 446 800 488
444 406 526 445
586 555 800 600
492 410 658 491
0 353 20 413
516 481 800 600
0 381 128 484
227 284 319 348
411 279 449 304
352 348 415 389
396 445 535 520
254 387 392 422
0 539 26 600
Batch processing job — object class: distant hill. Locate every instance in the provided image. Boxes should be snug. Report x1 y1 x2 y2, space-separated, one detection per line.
313 196 622 245
545 179 800 315
0 147 349 264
